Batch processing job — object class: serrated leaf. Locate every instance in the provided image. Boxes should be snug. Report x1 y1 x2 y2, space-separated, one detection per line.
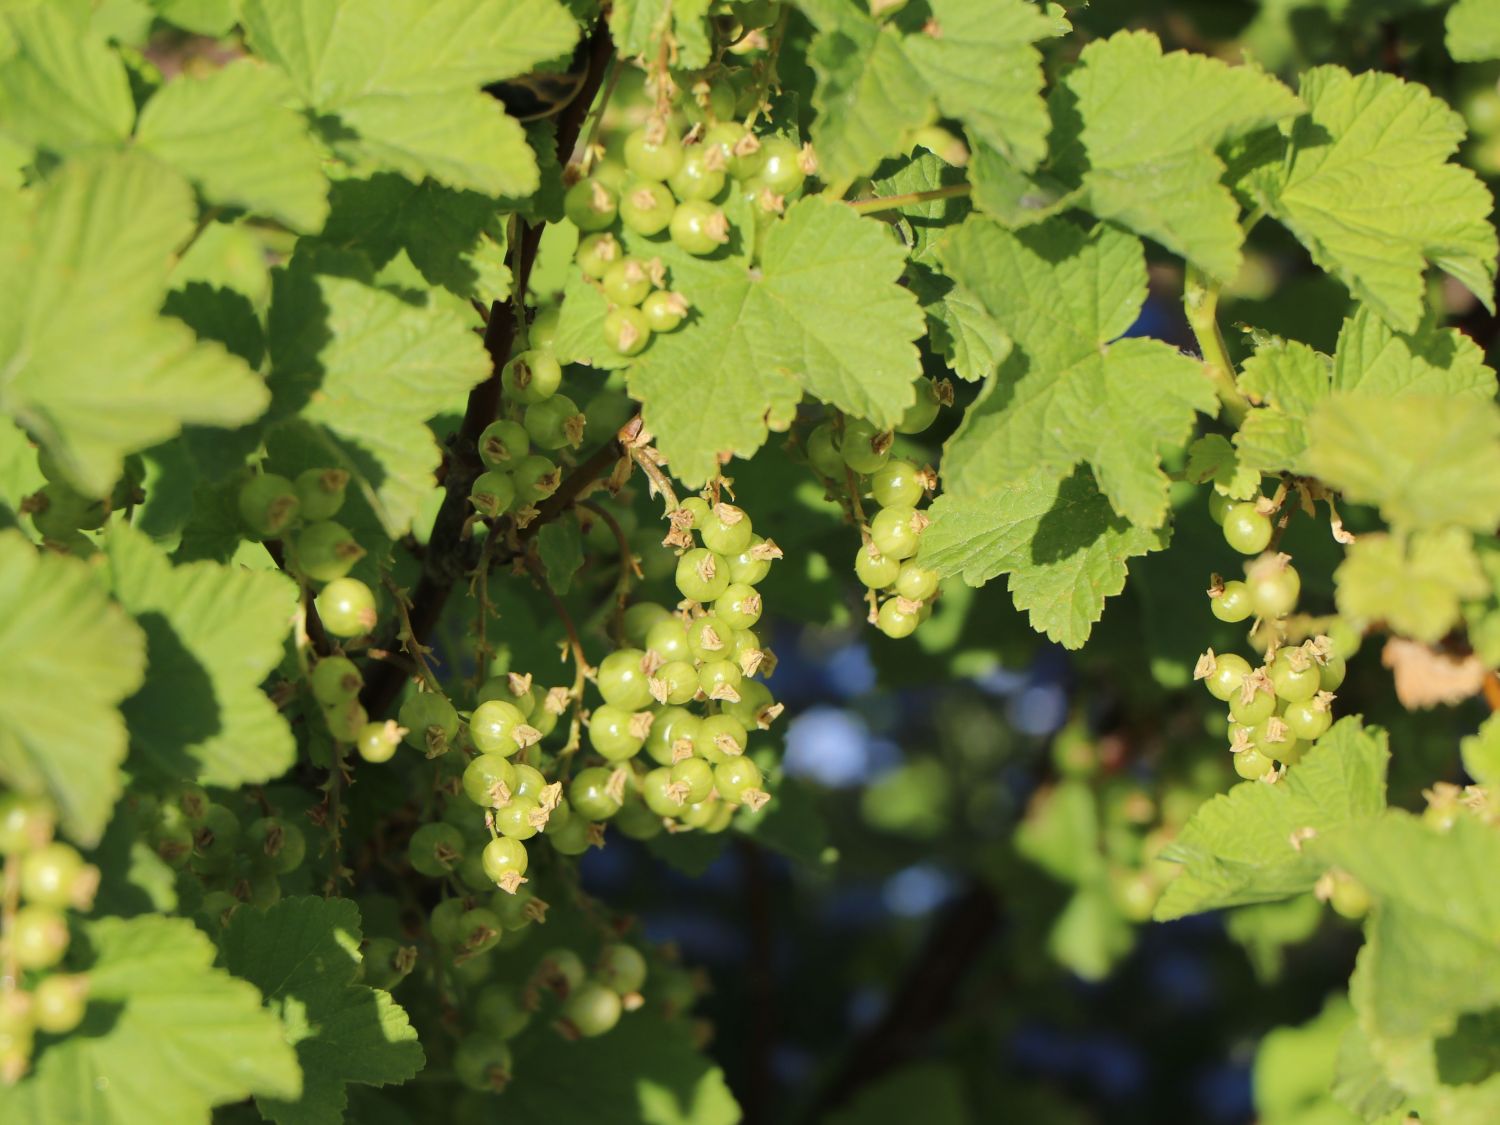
0 153 270 497
537 518 583 594
220 897 425 1125
1184 434 1260 499
0 915 300 1124
937 216 1218 528
104 523 299 788
1261 66 1498 332
240 0 577 196
1317 814 1500 1044
610 0 713 70
901 0 1055 171
625 197 923 486
265 260 491 535
1448 0 1500 62
1334 529 1487 644
0 531 145 845
135 59 329 232
799 0 1054 184
0 8 133 157
1153 718 1389 920
1235 308 1495 475
313 173 512 304
1049 30 1302 279
1302 395 1500 532
919 468 1166 649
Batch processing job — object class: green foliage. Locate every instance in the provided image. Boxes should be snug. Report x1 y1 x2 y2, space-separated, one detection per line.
0 2 1496 1121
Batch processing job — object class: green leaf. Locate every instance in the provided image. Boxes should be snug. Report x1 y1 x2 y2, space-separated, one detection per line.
0 8 133 157
104 523 299 789
537 519 584 594
266 260 491 536
609 0 713 71
1254 997 1364 1125
1261 66 1498 332
240 0 577 196
1049 882 1134 981
1049 30 1302 279
0 531 145 846
220 897 425 1125
1448 0 1500 62
502 1009 739 1125
872 152 1012 382
1333 529 1488 644
919 468 1166 649
313 173 512 304
148 0 238 36
1235 308 1495 475
0 915 300 1124
1015 779 1102 884
135 59 330 232
937 216 1217 528
626 197 924 486
799 0 1055 184
901 0 1055 171
0 154 270 497
1302 395 1500 532
1226 893 1324 983
1153 718 1389 920
1460 713 1500 787
1184 434 1261 500
1317 814 1500 1043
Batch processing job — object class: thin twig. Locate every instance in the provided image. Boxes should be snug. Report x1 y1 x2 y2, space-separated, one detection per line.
580 499 641 624
1183 265 1252 424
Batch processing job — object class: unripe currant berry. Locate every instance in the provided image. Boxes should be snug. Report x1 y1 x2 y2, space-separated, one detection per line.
316 578 377 637
237 473 300 539
294 468 350 521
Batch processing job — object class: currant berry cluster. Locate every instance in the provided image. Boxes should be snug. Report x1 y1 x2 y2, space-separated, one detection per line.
471 343 579 526
566 116 817 357
140 785 308 920
803 387 948 638
22 450 144 556
236 465 379 639
0 792 100 1083
1197 493 1346 781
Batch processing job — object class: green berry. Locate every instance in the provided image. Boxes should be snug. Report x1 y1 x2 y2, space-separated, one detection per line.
870 505 923 560
603 307 651 356
295 520 365 582
645 706 701 765
471 699 536 756
293 468 349 521
399 693 459 754
564 177 617 231
876 597 921 638
512 455 561 505
310 655 362 707
895 378 942 434
482 837 530 888
597 649 655 710
570 767 624 820
1233 748 1274 780
464 752 520 808
602 258 653 307
675 547 731 602
668 147 726 201
1270 647 1321 703
238 473 300 539
11 905 68 970
247 816 306 874
577 232 621 279
806 423 844 476
840 419 891 474
479 420 530 466
469 469 516 518
1282 697 1333 741
871 459 925 508
894 562 939 602
619 180 676 235
697 658 742 699
1222 503 1272 555
316 578 377 637
407 822 464 877
1211 580 1253 623
525 394 584 451
624 127 684 181
588 704 646 761
715 583 763 629
670 757 714 804
642 766 685 818
356 720 402 763
669 201 730 255
0 794 54 855
700 503 753 554
502 350 562 405
624 602 673 645
645 617 692 662
454 1034 514 1093
752 136 807 196
642 289 689 332
714 756 764 804
20 843 91 909
32 974 87 1034
1201 651 1251 702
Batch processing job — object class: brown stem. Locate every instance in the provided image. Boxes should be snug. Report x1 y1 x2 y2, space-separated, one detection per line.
580 499 640 619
